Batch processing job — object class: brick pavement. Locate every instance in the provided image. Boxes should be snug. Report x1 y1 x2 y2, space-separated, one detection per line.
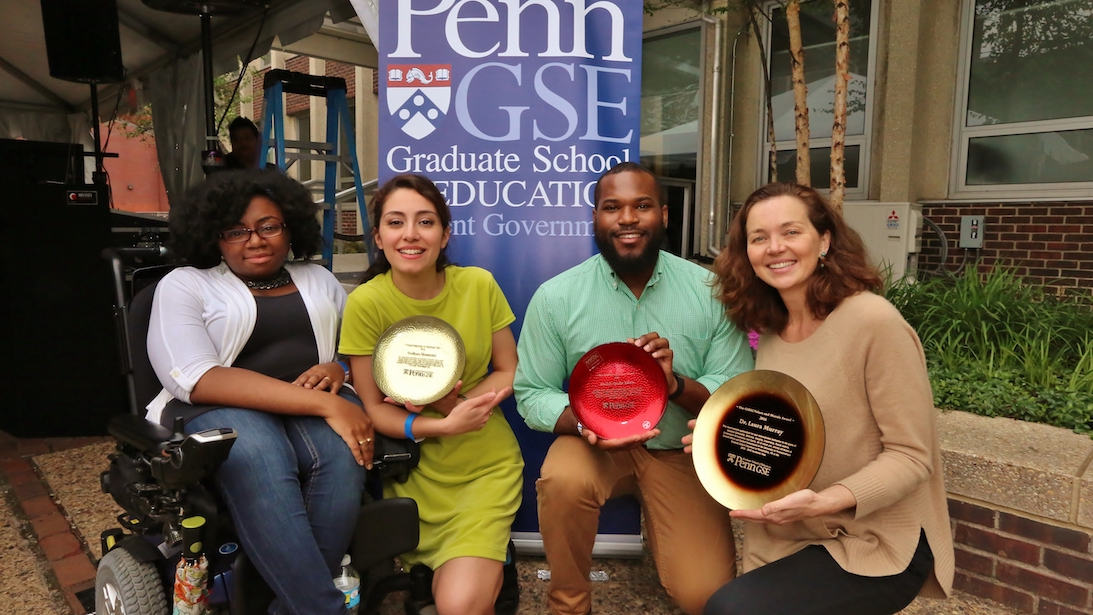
0 431 111 615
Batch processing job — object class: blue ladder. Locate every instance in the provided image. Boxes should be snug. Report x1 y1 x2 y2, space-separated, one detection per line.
259 69 373 267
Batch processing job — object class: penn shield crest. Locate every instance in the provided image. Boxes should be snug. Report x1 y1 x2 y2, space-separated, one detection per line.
386 63 451 140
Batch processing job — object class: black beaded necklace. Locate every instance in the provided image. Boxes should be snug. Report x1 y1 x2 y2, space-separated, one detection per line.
243 266 292 290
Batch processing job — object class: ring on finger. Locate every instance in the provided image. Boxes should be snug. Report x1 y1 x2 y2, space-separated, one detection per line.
321 376 331 381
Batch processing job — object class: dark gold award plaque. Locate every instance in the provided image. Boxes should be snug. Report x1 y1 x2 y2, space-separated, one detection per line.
692 370 824 510
372 315 466 407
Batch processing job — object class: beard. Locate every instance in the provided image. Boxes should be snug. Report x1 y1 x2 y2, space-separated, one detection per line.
595 221 666 277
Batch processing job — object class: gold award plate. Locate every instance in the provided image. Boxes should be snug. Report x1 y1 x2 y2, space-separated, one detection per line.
372 315 466 407
692 370 825 510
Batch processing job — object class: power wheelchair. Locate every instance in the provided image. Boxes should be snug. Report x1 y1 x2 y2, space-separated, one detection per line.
95 248 519 615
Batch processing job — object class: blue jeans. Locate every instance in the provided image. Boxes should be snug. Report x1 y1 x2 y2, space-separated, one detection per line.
186 395 367 615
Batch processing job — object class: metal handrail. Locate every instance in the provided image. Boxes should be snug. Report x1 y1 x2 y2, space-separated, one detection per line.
302 177 378 205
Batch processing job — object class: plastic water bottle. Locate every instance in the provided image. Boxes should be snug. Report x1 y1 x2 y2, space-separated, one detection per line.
333 554 361 614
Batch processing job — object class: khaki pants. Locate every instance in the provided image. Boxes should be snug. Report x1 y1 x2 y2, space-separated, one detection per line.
536 436 736 615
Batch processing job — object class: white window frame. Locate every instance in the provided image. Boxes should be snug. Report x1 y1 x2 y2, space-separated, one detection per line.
949 0 1093 200
756 0 880 198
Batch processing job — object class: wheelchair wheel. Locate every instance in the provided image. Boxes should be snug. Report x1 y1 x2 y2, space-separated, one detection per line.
96 547 169 615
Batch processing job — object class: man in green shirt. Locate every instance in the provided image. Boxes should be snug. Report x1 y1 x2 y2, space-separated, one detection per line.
514 162 754 615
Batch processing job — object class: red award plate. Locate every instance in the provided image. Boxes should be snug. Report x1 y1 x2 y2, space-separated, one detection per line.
568 342 669 440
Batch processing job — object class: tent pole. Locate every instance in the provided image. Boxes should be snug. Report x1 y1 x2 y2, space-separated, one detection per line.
201 11 216 149
89 82 107 186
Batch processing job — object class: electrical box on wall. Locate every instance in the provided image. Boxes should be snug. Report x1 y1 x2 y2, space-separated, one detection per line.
842 202 924 282
960 215 985 249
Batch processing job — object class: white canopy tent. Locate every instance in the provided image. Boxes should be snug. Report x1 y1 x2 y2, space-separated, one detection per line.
1 0 378 203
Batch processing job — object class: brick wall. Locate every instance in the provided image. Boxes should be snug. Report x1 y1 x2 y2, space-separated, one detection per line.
252 64 266 123
920 203 1093 294
339 209 359 235
326 60 357 99
283 56 311 115
949 499 1093 614
100 123 169 213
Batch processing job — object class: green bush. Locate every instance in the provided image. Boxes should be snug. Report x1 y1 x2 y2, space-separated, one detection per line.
887 268 1093 435
334 239 367 254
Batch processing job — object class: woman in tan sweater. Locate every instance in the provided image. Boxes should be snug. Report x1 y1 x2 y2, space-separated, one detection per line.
700 183 953 615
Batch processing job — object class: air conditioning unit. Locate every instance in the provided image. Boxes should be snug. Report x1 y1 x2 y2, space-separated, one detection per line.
841 202 923 282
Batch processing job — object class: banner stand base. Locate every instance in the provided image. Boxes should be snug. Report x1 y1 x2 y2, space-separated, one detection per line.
511 531 644 559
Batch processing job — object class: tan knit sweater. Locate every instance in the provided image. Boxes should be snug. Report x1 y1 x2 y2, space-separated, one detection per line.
747 292 954 598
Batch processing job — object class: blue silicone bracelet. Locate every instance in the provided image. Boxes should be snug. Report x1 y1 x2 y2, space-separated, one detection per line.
404 413 417 440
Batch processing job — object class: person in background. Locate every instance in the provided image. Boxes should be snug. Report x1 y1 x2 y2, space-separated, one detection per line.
514 162 753 615
339 173 523 615
224 116 262 170
698 182 953 615
146 170 371 615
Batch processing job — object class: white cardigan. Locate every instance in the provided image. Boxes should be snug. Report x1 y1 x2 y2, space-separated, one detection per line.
145 261 346 424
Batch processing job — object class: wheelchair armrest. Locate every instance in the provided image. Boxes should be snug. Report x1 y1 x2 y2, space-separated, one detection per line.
151 427 237 489
350 497 420 572
108 414 176 455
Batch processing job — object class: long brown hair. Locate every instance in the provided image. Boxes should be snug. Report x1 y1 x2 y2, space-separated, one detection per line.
360 173 453 284
713 182 881 333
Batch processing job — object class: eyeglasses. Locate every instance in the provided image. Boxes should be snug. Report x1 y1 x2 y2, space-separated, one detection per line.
220 222 286 244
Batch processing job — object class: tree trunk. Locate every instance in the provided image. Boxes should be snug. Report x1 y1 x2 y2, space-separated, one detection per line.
786 0 810 185
748 4 777 183
830 0 850 212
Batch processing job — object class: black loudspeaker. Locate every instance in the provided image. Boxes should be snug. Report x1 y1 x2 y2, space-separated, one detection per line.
0 182 126 436
40 0 125 83
0 139 84 186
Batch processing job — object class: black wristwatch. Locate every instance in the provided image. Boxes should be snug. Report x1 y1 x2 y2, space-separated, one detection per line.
668 371 685 401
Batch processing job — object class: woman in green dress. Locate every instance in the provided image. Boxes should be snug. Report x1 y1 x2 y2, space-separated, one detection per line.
339 173 523 615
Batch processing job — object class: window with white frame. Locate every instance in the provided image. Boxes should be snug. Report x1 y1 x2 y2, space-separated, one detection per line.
641 24 704 257
760 0 877 194
953 0 1093 196
641 26 703 180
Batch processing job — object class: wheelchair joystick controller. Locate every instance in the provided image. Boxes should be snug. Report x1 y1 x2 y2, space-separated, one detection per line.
151 423 238 489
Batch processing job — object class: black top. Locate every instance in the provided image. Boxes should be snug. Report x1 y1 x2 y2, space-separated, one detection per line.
233 292 319 380
163 291 320 426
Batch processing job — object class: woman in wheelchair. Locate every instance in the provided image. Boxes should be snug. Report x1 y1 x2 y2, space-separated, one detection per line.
145 170 372 615
339 174 524 615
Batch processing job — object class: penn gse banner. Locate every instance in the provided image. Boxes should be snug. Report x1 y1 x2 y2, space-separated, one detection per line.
379 0 643 541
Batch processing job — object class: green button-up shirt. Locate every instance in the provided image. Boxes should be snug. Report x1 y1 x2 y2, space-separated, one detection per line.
515 252 754 449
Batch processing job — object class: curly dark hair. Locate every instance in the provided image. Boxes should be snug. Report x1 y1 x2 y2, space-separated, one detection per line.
360 173 453 284
168 170 322 269
713 182 882 333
